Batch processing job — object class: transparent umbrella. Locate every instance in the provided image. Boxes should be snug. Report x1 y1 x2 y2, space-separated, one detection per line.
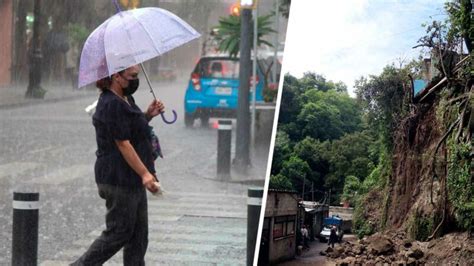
78 5 200 123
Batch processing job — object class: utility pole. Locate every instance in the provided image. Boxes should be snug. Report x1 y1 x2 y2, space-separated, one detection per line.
25 0 45 99
328 189 331 206
302 178 305 201
272 0 279 83
250 2 258 154
234 0 253 173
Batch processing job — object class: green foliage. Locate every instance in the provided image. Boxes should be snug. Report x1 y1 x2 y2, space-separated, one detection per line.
341 175 361 206
277 74 302 126
269 174 294 190
445 0 473 52
407 211 434 241
270 131 292 175
355 65 411 150
329 132 376 181
447 139 473 231
351 146 391 237
273 73 377 201
280 155 311 182
293 137 330 188
361 149 390 193
213 14 275 57
353 196 376 238
66 23 90 46
297 89 362 141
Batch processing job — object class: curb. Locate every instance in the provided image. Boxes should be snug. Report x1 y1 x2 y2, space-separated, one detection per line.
0 92 98 110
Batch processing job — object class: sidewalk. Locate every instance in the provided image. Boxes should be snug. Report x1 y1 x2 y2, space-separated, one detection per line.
0 83 98 109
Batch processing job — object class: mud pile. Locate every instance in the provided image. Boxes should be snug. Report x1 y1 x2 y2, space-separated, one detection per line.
322 231 474 265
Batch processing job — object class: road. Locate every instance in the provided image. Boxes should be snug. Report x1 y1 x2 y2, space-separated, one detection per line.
278 235 358 266
0 79 269 265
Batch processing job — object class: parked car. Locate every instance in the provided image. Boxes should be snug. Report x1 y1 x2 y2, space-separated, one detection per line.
184 56 266 127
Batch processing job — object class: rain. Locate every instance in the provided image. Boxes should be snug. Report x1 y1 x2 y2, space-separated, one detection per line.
0 0 288 264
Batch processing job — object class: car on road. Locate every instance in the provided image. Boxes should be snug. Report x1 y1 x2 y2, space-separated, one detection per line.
183 56 267 127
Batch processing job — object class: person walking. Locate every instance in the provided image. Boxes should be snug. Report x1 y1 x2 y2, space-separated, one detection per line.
328 226 338 249
71 65 164 266
301 225 310 250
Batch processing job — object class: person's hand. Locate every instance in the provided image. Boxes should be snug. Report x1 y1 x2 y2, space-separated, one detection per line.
145 99 165 120
142 172 159 193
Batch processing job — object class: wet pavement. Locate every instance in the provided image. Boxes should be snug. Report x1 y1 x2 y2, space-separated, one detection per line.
0 80 269 265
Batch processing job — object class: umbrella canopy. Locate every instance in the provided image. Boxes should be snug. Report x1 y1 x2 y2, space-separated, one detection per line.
78 7 200 88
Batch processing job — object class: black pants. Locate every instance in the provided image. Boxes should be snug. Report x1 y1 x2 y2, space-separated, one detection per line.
71 184 148 266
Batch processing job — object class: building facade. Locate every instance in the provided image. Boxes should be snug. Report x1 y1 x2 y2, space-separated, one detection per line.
0 0 13 86
259 190 298 265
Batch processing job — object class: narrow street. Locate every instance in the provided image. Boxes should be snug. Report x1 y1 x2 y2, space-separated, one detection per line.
0 80 268 265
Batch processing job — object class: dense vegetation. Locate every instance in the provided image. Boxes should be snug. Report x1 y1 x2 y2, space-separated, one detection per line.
269 72 379 204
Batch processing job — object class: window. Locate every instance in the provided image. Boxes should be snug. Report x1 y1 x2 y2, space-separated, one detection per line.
196 58 240 79
273 215 296 240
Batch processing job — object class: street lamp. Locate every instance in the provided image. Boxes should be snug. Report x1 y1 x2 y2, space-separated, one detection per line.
240 0 255 8
234 0 253 173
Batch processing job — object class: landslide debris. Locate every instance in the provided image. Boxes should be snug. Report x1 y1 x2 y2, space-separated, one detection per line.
324 231 474 265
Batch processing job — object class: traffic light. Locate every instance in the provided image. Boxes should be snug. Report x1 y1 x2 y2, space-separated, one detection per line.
229 3 241 16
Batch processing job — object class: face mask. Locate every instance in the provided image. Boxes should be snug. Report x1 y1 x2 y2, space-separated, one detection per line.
120 73 139 96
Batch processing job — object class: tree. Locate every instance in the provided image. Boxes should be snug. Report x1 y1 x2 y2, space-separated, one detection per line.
269 174 294 190
293 137 330 188
341 175 362 206
270 131 292 175
280 155 311 195
213 14 275 57
355 65 409 149
297 89 362 141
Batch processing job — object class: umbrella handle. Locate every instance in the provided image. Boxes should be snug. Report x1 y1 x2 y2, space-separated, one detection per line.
160 110 178 124
113 0 122 12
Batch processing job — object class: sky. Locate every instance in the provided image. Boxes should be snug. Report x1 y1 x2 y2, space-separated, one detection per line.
282 0 448 95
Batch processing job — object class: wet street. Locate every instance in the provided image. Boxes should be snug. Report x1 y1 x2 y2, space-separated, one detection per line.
0 80 268 265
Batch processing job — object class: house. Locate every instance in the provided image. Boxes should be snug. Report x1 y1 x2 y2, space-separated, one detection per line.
413 51 470 103
258 189 299 265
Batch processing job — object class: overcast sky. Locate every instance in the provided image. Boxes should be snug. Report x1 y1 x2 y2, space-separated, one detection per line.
281 0 447 95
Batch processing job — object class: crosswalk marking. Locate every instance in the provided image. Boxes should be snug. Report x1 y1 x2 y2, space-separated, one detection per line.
42 191 248 265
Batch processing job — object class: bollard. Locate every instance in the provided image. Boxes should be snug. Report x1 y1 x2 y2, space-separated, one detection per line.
12 192 39 266
217 120 232 180
247 187 263 266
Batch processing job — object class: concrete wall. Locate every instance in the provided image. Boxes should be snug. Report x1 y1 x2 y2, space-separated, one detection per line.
265 191 298 217
269 225 296 263
265 191 298 264
0 0 13 86
329 206 354 220
329 206 354 233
